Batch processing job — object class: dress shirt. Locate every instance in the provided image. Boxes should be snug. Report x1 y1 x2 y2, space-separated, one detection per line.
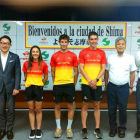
135 51 140 78
1 52 9 71
106 52 137 85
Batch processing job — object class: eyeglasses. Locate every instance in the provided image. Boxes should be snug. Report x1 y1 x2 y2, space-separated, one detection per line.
0 42 11 46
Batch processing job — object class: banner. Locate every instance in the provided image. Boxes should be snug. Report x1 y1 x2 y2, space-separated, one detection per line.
25 22 127 49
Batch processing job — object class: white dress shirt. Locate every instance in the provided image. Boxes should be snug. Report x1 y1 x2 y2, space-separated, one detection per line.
135 51 140 78
106 52 137 85
1 52 9 71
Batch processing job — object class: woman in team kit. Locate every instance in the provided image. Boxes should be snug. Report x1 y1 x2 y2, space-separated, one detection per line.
22 45 48 139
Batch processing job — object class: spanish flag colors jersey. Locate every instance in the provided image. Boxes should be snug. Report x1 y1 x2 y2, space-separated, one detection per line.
22 61 48 87
79 47 107 86
50 50 78 85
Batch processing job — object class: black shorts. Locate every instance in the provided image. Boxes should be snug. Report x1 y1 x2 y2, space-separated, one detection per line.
25 85 43 102
53 83 75 103
82 84 102 102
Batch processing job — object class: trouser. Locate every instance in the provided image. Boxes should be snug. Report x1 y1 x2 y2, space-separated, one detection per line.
0 85 15 130
136 79 140 129
107 82 129 131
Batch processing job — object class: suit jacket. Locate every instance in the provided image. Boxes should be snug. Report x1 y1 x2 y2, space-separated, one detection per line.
0 51 21 93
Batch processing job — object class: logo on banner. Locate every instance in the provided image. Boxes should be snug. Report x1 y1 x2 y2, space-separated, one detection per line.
23 51 29 58
41 51 49 61
20 51 29 61
79 79 82 88
135 26 140 34
3 23 11 34
102 38 110 46
44 80 49 88
20 84 25 87
102 78 104 82
3 23 11 31
20 79 25 87
39 37 48 44
137 39 140 46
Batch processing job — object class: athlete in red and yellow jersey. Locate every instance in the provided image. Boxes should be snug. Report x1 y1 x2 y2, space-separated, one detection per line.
22 46 48 139
79 32 107 139
50 34 78 138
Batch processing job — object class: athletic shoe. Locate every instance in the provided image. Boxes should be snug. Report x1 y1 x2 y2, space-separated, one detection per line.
81 128 89 139
54 128 62 138
29 130 36 139
135 130 140 138
94 128 103 139
36 129 43 139
66 128 73 138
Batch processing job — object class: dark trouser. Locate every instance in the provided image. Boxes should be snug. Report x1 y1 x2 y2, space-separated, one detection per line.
0 85 15 130
107 82 129 131
136 79 140 129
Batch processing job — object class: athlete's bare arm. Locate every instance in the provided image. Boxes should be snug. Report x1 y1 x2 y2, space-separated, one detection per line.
24 72 27 81
79 63 93 87
42 73 48 85
73 66 79 85
51 67 55 83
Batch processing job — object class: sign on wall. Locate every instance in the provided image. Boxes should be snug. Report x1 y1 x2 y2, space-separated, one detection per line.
25 22 127 49
0 22 16 35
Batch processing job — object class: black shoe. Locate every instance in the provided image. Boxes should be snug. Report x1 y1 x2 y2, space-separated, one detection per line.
29 130 36 139
36 129 43 139
81 128 89 139
94 128 103 139
0 129 6 139
7 130 14 140
135 130 140 138
109 130 117 137
118 130 125 138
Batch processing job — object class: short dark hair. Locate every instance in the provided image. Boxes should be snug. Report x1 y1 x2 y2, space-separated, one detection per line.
88 31 98 39
0 35 12 43
59 34 70 42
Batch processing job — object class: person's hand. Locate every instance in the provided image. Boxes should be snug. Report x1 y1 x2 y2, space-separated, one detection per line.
104 84 107 91
129 88 133 95
92 85 97 90
89 79 97 86
89 79 97 89
88 79 92 86
12 89 19 95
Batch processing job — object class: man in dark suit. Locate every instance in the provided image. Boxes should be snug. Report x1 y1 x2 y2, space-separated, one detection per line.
0 35 21 140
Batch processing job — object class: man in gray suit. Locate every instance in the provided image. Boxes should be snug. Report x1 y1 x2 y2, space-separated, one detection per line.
0 35 21 140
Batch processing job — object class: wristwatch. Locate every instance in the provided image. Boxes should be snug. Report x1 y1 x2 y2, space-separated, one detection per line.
129 86 133 89
96 78 99 82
